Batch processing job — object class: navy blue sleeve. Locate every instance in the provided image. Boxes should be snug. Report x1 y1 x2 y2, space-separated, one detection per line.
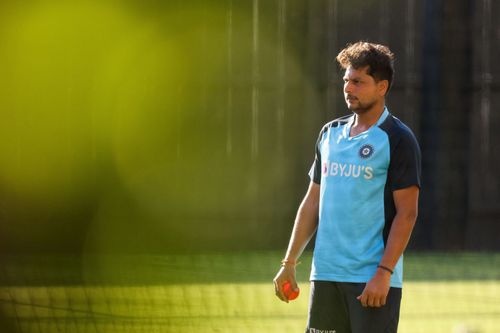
308 128 325 185
388 128 422 191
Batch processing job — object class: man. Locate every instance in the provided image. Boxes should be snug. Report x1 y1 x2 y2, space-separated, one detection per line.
273 41 421 333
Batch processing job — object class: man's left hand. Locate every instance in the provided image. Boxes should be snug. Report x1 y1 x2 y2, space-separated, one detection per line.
356 269 392 307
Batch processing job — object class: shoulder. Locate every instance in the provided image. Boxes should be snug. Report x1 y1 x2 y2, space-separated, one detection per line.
318 114 352 135
378 114 419 149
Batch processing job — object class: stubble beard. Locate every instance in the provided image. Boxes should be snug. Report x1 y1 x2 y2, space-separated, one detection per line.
347 99 377 115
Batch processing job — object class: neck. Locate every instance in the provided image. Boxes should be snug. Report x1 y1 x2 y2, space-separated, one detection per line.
353 103 385 128
350 103 385 137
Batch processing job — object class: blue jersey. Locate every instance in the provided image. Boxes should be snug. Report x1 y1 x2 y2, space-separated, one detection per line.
308 108 421 288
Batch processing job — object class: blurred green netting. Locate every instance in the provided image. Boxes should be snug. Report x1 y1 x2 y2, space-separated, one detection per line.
0 0 313 254
0 252 499 333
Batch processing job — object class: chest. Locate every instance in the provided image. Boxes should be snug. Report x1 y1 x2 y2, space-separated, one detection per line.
319 126 390 180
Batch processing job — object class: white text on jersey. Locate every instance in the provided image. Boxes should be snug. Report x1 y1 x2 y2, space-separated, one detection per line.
322 161 373 180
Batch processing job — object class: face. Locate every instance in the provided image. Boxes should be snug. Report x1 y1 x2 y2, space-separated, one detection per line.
342 66 388 114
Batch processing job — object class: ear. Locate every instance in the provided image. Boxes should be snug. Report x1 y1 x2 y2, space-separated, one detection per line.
377 80 389 96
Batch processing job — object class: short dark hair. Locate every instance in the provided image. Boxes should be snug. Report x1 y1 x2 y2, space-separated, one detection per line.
336 41 395 92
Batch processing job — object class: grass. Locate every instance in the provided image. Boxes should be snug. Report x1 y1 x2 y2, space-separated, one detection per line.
0 252 499 333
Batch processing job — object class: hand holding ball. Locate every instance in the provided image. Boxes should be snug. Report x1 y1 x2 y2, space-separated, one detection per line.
282 281 300 301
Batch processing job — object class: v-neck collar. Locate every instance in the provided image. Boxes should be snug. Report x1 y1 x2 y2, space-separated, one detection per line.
347 107 389 138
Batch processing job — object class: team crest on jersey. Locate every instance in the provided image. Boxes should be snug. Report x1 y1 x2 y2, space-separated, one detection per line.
359 144 374 159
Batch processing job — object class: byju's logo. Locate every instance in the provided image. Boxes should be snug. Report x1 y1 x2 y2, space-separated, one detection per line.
322 161 373 180
359 144 374 159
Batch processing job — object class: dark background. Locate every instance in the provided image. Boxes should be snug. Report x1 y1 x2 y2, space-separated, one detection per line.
0 0 498 254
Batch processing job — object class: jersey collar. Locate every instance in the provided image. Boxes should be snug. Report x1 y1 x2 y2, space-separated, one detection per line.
376 106 390 127
345 106 390 138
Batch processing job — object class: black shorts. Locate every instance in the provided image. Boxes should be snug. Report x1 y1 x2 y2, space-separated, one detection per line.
305 281 402 333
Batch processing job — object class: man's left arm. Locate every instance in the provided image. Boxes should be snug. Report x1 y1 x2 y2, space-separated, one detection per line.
357 185 419 307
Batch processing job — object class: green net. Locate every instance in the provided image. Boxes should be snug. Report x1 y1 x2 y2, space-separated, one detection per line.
1 252 499 333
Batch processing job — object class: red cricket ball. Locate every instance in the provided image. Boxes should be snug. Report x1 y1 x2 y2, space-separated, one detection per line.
282 281 300 301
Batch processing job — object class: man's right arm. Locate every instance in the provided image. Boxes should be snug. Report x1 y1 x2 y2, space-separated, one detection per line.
273 180 320 302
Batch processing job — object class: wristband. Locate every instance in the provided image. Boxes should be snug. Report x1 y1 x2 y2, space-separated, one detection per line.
281 259 301 267
377 265 394 275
